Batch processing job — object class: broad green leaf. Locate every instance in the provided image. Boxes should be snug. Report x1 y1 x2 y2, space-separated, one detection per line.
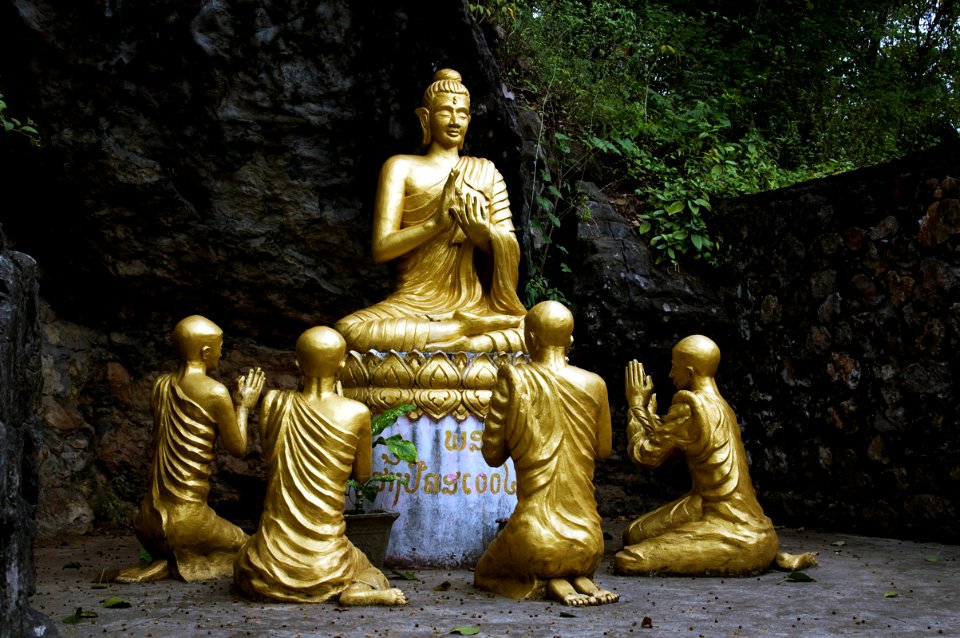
924 555 940 562
547 185 563 199
665 201 685 215
786 571 815 582
560 611 577 617
385 437 418 463
547 212 562 227
883 591 898 598
103 596 131 608
371 404 415 437
450 626 480 636
637 221 652 234
691 234 704 250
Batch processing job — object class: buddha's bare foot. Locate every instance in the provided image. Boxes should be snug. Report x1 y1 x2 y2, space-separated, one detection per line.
339 585 407 606
453 310 522 335
571 576 619 605
114 559 170 583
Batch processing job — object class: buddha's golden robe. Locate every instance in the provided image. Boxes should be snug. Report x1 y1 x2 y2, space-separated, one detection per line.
133 374 248 581
615 390 778 575
474 362 605 599
234 390 389 602
336 155 527 353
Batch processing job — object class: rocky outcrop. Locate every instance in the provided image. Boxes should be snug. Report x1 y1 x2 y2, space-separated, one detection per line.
0 230 52 637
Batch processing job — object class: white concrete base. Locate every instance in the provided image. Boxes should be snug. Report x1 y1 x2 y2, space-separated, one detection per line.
363 413 517 568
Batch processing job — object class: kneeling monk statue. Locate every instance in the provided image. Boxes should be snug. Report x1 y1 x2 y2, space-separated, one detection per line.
234 326 407 606
117 315 264 582
615 335 816 575
335 68 526 353
473 301 619 606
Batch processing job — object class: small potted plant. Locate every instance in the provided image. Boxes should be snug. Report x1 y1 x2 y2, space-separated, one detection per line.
344 403 417 566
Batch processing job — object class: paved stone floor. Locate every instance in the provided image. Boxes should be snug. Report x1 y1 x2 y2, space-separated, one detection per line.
31 523 959 637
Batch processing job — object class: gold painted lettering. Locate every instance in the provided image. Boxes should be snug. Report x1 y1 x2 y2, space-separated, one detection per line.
444 430 467 451
441 472 460 495
490 472 501 494
475 473 488 494
461 472 472 495
403 461 427 495
468 429 483 452
423 472 441 494
504 463 516 495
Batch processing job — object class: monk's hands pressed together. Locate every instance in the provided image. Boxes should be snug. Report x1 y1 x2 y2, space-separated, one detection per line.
626 360 656 413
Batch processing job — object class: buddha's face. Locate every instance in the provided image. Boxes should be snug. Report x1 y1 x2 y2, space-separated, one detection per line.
427 92 470 148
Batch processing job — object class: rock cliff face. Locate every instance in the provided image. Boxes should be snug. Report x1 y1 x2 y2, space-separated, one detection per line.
0 232 48 637
1 0 958 545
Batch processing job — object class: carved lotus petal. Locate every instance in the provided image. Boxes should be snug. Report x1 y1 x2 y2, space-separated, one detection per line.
371 351 415 388
417 353 462 389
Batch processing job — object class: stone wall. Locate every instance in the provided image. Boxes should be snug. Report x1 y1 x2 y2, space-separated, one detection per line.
711 141 960 542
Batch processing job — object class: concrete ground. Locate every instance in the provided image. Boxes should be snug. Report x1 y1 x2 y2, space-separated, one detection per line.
31 522 959 637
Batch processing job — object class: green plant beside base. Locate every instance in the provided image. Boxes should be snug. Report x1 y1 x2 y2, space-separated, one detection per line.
347 403 417 513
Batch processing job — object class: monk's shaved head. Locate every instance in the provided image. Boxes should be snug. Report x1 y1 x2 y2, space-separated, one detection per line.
296 326 346 377
171 315 222 361
525 301 574 349
672 334 720 378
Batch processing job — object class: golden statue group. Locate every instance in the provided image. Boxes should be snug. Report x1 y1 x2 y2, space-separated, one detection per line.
116 69 813 607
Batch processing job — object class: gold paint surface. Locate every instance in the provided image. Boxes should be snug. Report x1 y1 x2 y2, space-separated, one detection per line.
234 327 406 606
335 69 526 353
116 315 264 583
615 335 781 576
341 350 523 420
473 301 619 606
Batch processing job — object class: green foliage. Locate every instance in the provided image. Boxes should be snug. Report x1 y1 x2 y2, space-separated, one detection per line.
524 132 590 304
473 0 958 268
347 403 417 513
0 90 41 148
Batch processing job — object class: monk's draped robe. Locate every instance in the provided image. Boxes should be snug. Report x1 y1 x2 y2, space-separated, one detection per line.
336 155 527 353
133 374 248 581
234 390 389 602
615 390 778 575
474 362 605 599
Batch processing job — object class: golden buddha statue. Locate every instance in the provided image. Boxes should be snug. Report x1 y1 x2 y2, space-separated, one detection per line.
335 68 527 353
473 301 619 606
234 326 407 606
116 315 264 582
615 335 816 575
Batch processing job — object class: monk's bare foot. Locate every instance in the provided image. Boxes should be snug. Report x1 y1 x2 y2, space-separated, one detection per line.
547 578 592 606
339 585 407 606
571 576 619 605
114 559 170 583
774 551 819 571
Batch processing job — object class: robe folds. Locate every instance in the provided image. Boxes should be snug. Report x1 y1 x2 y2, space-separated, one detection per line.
474 361 606 599
616 389 778 575
336 155 526 353
234 390 388 603
133 374 248 581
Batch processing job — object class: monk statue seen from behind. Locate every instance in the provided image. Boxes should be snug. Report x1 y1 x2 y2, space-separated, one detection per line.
335 68 526 353
116 315 264 583
234 326 407 606
474 301 619 606
615 335 817 575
